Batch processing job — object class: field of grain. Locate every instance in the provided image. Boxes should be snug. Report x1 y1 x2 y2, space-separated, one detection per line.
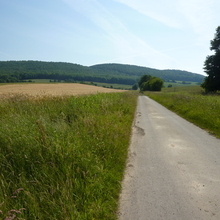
0 83 124 97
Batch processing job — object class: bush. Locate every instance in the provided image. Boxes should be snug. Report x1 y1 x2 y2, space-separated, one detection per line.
139 75 163 91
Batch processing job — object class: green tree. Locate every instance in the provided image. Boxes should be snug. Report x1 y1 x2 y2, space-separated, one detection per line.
132 83 138 90
147 77 164 91
138 75 152 91
202 26 220 92
139 75 163 91
141 81 151 91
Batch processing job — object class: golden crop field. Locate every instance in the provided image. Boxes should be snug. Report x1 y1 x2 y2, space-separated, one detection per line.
0 83 125 97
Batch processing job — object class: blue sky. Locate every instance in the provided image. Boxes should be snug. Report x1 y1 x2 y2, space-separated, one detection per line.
1 0 220 75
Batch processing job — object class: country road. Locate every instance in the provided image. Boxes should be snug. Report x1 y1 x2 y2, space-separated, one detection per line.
118 95 220 220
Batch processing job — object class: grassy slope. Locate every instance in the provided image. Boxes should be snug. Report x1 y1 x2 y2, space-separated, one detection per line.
163 81 200 88
0 92 138 220
145 86 220 138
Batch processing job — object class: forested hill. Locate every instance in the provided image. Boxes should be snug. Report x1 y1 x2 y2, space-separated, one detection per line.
0 61 205 84
90 63 204 82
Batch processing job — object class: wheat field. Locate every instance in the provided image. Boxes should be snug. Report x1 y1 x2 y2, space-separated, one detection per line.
0 83 125 97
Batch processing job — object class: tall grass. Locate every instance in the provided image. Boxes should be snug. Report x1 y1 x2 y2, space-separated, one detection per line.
0 92 137 219
145 86 220 138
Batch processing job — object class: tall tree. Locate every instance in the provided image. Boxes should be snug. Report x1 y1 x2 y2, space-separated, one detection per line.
202 26 220 92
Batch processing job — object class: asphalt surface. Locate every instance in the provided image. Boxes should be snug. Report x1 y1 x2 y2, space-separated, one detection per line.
118 95 220 220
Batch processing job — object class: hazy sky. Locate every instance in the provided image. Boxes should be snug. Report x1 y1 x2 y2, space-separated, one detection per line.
1 0 220 75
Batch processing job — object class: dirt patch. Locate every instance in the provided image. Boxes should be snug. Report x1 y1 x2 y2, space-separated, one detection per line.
0 83 125 97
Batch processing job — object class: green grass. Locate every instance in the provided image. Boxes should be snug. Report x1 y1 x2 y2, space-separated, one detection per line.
85 82 131 90
0 92 138 219
162 85 204 92
163 81 201 88
144 86 220 138
28 79 55 83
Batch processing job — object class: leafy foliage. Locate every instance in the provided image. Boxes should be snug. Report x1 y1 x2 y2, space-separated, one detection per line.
91 64 204 82
0 61 204 85
202 26 220 92
148 77 164 91
131 83 138 90
139 75 164 91
138 74 152 88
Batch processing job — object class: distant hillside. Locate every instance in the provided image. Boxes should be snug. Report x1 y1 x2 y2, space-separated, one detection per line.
0 61 205 85
90 63 205 83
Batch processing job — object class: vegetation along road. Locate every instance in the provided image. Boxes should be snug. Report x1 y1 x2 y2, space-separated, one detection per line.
118 95 220 220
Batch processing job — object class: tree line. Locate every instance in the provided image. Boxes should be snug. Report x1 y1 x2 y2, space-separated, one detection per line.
0 61 136 84
0 60 204 84
91 64 204 82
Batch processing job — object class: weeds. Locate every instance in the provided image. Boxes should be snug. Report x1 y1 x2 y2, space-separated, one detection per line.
0 189 25 220
0 92 137 219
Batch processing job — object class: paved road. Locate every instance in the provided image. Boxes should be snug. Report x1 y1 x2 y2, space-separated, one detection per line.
118 96 220 220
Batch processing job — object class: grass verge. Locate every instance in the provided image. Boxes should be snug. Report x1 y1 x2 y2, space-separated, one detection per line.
144 86 220 138
0 92 137 219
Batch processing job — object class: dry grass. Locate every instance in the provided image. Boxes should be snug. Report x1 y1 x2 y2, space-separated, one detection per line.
0 83 125 97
